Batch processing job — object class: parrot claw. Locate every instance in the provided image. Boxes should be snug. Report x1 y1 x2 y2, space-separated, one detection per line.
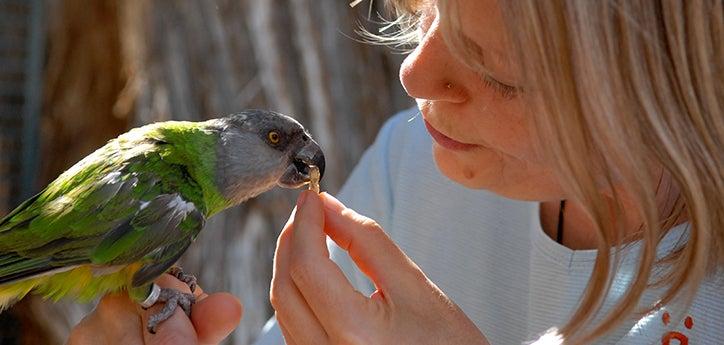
146 287 196 334
167 266 198 293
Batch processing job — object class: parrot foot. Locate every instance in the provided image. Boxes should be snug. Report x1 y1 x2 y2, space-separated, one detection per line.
146 287 196 334
167 266 197 293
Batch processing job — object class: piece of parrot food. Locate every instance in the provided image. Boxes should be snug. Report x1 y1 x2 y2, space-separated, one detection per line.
0 110 324 333
308 165 321 193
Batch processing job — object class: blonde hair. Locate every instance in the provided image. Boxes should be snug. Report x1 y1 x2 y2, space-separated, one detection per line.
370 0 724 343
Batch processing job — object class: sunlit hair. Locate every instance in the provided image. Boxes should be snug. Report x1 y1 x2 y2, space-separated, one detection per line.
359 0 724 343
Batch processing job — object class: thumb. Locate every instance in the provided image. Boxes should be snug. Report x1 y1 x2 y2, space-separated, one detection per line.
319 193 426 298
191 292 242 345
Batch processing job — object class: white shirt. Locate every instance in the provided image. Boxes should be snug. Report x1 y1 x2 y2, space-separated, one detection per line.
254 108 724 345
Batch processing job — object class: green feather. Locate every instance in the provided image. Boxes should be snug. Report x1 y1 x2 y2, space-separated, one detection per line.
0 119 226 307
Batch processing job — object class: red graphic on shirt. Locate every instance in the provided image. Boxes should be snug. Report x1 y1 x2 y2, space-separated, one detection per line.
661 311 694 345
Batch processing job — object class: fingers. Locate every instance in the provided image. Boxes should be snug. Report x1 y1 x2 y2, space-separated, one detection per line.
190 292 242 345
140 275 240 345
270 204 329 344
288 191 369 332
68 292 144 345
70 272 240 345
320 192 426 298
71 274 200 345
161 265 241 344
141 275 198 345
275 313 298 345
289 191 329 259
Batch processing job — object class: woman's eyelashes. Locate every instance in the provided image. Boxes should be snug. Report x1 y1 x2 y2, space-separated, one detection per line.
479 73 519 99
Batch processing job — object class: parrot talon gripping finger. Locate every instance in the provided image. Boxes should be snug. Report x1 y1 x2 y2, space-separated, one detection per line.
167 266 198 293
145 286 196 334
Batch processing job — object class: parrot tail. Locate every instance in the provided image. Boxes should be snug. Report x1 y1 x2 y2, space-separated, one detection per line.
0 254 54 285
0 261 142 309
0 252 89 309
0 280 36 310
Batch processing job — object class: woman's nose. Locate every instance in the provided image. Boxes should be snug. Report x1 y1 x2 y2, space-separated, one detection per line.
399 19 468 103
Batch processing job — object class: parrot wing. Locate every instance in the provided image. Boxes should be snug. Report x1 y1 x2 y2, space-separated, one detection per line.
90 192 205 287
0 147 206 287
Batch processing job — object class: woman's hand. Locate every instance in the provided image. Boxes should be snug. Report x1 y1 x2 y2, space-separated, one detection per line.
68 274 242 345
271 191 490 345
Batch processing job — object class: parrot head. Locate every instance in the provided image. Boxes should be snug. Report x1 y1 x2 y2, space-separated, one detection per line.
213 109 325 204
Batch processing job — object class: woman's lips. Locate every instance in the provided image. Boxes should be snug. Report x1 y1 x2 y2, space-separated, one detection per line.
423 120 479 151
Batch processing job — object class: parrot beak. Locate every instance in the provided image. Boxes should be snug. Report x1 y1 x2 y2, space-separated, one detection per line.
278 138 325 189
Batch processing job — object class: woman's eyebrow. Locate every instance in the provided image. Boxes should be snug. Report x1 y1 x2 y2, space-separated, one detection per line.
459 33 487 65
457 32 510 70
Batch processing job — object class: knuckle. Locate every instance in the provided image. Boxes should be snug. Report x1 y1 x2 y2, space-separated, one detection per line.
269 280 295 312
347 211 383 234
288 261 315 286
269 276 287 304
339 207 388 238
359 219 390 244
269 286 285 310
269 278 279 297
360 217 383 232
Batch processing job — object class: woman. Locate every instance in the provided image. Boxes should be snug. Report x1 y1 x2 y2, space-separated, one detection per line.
70 0 722 344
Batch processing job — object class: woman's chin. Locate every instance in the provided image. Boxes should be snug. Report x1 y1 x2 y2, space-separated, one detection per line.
431 144 563 201
432 144 494 189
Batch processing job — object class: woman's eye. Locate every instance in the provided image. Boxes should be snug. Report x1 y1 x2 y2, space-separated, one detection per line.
268 131 281 144
480 73 520 100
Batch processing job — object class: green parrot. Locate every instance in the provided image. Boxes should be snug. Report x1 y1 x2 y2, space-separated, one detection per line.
0 109 325 332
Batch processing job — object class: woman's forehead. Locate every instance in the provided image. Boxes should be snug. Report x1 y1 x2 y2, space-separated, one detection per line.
442 0 517 78
451 0 508 51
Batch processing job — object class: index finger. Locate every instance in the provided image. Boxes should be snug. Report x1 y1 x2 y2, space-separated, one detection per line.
319 193 427 300
287 191 368 333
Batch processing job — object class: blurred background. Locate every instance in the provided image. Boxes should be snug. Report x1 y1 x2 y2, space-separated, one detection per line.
0 0 413 343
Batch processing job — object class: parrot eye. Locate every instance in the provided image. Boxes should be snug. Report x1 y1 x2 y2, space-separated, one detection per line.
268 131 281 144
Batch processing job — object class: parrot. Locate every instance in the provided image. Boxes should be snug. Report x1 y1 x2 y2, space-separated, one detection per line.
0 109 325 332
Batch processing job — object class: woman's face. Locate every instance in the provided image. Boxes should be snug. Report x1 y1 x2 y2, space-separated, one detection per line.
399 0 563 201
